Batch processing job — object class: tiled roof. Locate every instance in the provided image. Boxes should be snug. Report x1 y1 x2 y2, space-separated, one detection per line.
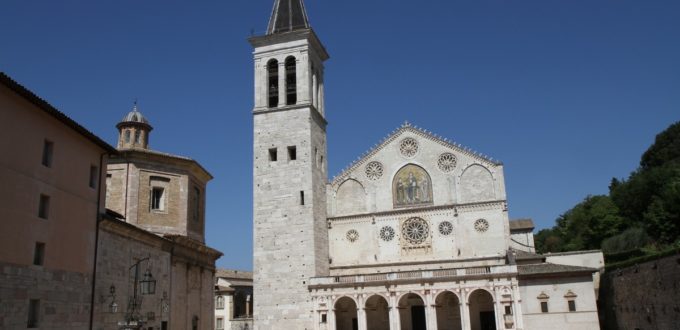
518 263 596 276
216 269 253 280
509 218 535 231
513 249 544 261
0 72 116 153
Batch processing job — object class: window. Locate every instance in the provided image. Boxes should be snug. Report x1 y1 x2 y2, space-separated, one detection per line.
287 146 297 161
125 130 131 143
134 130 141 144
216 317 223 329
568 300 576 312
33 243 45 266
38 195 50 219
27 299 39 328
268 59 279 108
89 165 98 189
268 148 277 162
285 57 297 105
540 301 549 313
41 140 53 167
151 187 165 211
193 187 201 222
300 191 305 206
216 296 225 309
106 174 112 200
504 305 512 315
321 313 327 323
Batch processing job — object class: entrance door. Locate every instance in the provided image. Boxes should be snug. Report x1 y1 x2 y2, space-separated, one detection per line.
479 311 496 330
352 318 358 330
411 306 426 330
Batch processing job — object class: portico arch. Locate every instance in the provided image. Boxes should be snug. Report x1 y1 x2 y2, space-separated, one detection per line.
365 295 390 330
398 293 426 330
335 296 358 330
435 291 462 330
468 289 496 330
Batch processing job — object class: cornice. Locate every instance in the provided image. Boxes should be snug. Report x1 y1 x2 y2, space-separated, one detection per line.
328 200 506 222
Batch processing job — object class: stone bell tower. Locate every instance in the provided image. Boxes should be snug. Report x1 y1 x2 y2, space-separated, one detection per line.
250 0 330 328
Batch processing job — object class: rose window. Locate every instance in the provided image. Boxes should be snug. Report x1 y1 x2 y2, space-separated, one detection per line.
346 229 359 242
438 153 457 173
379 226 395 242
474 219 490 233
402 217 429 245
399 138 419 158
365 161 384 180
438 221 453 236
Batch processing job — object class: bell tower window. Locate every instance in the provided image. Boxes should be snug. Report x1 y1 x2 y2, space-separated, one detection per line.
268 59 279 108
285 57 297 105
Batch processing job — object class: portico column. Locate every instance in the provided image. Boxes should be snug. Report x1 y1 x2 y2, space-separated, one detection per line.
389 294 401 330
493 297 502 330
512 284 524 330
425 292 438 330
460 302 471 330
328 308 336 330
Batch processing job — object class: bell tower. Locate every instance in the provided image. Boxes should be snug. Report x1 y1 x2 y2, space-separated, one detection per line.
250 0 330 329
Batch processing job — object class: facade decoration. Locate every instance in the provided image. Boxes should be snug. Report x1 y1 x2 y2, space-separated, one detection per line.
474 219 490 233
379 226 395 242
346 229 359 243
365 161 384 180
401 217 430 245
438 221 454 236
437 152 458 173
399 137 419 158
392 164 433 207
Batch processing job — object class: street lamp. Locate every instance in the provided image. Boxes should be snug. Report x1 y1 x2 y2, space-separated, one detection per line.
120 257 157 329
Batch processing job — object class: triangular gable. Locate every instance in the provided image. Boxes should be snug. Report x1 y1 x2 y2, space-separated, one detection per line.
330 121 502 185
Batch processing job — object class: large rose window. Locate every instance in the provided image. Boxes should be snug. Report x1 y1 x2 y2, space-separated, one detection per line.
402 217 429 245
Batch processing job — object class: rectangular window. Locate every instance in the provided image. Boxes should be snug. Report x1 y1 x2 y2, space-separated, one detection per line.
89 165 98 189
38 194 50 219
321 313 327 323
300 191 305 206
287 146 297 161
41 140 53 167
268 148 277 162
193 187 201 222
568 300 576 312
27 299 39 328
540 301 549 313
216 317 224 329
504 305 512 315
33 242 45 266
151 187 165 211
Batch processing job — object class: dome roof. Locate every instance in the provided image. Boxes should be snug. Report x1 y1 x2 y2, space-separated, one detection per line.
120 104 150 126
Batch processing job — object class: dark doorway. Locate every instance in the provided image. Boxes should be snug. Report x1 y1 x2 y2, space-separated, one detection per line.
161 322 168 330
352 318 358 330
411 306 426 330
479 311 496 330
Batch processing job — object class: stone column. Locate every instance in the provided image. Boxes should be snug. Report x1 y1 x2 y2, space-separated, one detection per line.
425 291 438 330
389 294 401 330
460 301 471 330
328 308 336 330
493 295 502 330
278 61 286 107
312 72 318 108
512 284 524 330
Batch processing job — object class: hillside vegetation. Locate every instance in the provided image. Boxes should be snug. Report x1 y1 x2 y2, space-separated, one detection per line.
535 121 680 257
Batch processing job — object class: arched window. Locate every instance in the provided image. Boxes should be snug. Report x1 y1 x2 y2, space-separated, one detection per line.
267 59 279 108
125 130 131 143
285 57 297 105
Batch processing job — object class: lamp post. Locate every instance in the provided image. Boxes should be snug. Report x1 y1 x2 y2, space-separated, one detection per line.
119 257 157 330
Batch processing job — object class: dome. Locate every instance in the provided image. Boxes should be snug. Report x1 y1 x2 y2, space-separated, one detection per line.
119 104 150 126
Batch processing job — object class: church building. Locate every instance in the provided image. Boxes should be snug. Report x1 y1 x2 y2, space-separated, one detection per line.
250 1 602 330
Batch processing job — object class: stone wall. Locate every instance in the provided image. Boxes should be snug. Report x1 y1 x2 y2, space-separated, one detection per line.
599 252 680 330
0 262 92 329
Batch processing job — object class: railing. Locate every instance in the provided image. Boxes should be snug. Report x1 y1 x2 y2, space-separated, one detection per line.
311 265 516 286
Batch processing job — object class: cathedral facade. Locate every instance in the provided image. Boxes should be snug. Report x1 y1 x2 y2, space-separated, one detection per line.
251 1 602 330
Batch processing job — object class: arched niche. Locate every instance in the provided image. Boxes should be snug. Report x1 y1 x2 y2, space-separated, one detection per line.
459 164 495 203
393 164 433 208
336 179 366 215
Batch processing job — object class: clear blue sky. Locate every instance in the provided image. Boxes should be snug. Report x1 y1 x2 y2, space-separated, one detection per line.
1 1 678 271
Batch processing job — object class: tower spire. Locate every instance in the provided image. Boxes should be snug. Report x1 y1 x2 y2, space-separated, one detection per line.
267 0 310 35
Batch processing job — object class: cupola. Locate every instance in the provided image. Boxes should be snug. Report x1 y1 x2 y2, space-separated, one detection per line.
116 102 152 150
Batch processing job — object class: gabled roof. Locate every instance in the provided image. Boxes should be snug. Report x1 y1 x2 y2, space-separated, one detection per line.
330 122 502 185
216 269 253 280
267 0 310 35
518 263 596 277
0 72 116 153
